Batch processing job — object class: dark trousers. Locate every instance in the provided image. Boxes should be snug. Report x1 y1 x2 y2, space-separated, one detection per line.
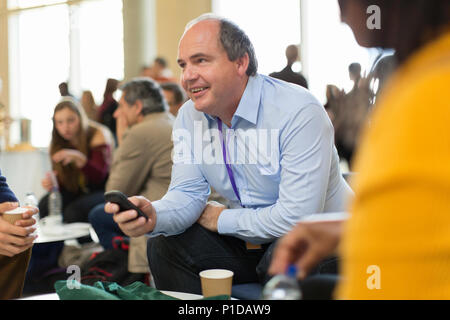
88 203 125 249
147 223 340 298
300 274 339 300
39 189 105 223
147 223 273 295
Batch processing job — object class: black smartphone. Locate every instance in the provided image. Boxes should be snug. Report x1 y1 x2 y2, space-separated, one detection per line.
104 190 148 221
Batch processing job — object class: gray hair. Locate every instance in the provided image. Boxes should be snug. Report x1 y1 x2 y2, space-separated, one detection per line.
120 78 166 115
185 13 258 76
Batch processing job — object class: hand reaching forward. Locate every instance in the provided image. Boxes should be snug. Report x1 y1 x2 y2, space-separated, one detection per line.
269 219 344 279
52 149 87 168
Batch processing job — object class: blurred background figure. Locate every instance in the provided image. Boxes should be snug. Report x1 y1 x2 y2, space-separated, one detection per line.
333 57 396 169
371 54 397 102
97 78 119 140
270 44 308 89
347 62 361 95
89 77 173 252
80 90 98 121
143 57 177 83
140 65 153 78
161 82 187 117
39 98 113 223
333 62 370 169
323 84 345 123
58 82 75 99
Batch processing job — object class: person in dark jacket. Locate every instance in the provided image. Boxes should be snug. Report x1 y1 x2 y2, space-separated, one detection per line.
270 44 308 89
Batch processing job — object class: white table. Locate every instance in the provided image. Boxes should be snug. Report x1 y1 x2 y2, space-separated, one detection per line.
34 216 92 244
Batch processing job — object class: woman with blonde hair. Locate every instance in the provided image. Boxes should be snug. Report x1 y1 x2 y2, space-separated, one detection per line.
38 97 114 223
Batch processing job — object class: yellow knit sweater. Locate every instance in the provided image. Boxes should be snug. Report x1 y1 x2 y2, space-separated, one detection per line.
336 30 450 299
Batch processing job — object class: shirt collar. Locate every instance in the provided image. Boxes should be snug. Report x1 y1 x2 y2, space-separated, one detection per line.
231 74 263 127
203 74 263 127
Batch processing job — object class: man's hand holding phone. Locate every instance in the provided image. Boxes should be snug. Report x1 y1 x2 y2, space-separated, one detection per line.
104 191 157 237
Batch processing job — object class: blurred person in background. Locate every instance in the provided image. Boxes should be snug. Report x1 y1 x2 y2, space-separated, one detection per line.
89 78 173 250
39 98 114 223
333 62 371 169
145 57 177 84
269 44 308 89
161 82 187 117
348 62 362 95
81 90 99 121
323 84 345 123
58 82 75 99
98 78 120 140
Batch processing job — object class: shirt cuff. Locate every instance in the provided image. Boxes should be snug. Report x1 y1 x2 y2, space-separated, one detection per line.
149 200 167 237
217 209 239 235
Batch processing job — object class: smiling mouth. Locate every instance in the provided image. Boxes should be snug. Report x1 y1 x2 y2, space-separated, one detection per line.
190 87 209 94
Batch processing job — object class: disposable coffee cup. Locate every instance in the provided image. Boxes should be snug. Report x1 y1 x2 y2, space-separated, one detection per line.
199 269 234 298
1 207 28 225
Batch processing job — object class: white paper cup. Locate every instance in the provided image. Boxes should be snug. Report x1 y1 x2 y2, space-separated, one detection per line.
2 207 28 225
199 269 234 298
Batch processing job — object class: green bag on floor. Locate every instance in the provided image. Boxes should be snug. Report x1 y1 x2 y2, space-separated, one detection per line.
54 280 229 300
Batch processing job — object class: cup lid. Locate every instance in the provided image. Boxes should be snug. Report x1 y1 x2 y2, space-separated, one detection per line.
199 269 234 279
4 207 28 214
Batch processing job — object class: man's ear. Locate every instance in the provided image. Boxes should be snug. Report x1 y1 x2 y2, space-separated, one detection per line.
235 53 250 77
134 100 143 115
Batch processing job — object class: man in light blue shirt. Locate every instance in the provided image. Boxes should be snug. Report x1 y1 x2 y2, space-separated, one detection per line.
106 14 352 294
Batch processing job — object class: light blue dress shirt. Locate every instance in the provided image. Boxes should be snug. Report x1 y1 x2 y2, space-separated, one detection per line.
151 74 352 244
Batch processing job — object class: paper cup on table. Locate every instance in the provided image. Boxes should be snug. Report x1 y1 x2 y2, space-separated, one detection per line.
199 269 234 298
1 207 28 225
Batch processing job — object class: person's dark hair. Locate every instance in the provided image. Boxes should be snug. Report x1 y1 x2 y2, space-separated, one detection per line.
340 0 450 63
103 78 119 99
161 82 187 105
154 57 168 69
186 14 258 77
58 82 70 96
348 63 361 76
218 19 258 76
120 78 166 115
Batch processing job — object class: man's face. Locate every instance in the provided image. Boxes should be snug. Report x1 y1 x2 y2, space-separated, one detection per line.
177 20 244 116
163 89 182 117
116 93 140 126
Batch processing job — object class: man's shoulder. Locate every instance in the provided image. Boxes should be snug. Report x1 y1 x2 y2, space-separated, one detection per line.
124 113 173 141
268 70 308 88
260 74 320 112
174 100 207 128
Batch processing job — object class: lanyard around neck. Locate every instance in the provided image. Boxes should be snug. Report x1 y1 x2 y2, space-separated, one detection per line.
217 118 242 206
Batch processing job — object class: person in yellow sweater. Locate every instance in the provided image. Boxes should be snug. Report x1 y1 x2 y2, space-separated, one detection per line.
269 0 450 299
